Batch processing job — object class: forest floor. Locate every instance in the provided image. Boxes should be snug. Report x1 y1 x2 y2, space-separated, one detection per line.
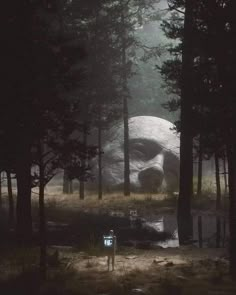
0 187 234 295
0 244 235 295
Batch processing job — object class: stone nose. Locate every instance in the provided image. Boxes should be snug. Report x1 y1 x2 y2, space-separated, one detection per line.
138 166 164 192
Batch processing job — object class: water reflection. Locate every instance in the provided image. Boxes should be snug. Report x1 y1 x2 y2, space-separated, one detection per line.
45 210 228 249
138 214 228 248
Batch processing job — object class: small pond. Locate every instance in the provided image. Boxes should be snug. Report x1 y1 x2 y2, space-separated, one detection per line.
45 210 228 249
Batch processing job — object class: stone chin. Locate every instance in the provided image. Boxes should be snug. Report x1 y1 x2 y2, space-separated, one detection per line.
91 116 180 193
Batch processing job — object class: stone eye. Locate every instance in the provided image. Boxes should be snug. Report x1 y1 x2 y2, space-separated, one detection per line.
131 143 146 157
129 139 162 161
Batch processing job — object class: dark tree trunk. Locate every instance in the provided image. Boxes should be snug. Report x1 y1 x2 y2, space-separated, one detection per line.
223 149 228 196
16 145 32 243
121 7 130 196
123 96 130 196
79 179 84 200
222 149 228 244
216 216 221 248
98 120 103 200
198 216 203 248
0 172 2 208
63 170 69 193
69 181 73 194
215 153 221 210
38 142 47 280
177 0 194 245
227 139 236 278
63 170 73 194
215 152 221 210
215 147 222 248
227 1 236 278
197 135 203 197
80 123 87 200
219 0 236 277
6 171 14 229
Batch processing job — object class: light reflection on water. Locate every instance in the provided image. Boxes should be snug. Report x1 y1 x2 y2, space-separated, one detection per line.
139 214 228 248
142 217 179 248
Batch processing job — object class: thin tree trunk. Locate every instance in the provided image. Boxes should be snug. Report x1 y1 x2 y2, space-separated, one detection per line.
222 149 228 247
69 181 73 194
63 170 73 194
121 6 130 196
80 123 87 200
216 216 221 248
16 144 32 244
226 139 236 278
0 172 2 208
222 217 226 247
123 96 130 196
198 216 203 248
215 152 221 210
38 141 47 280
197 135 203 197
177 0 194 245
98 119 103 200
63 170 69 193
79 179 84 200
215 153 221 258
223 149 228 196
7 171 14 229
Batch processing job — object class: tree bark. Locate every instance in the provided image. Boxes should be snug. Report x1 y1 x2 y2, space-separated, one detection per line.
198 215 203 248
223 149 228 196
121 5 130 196
16 145 32 244
177 0 194 245
0 172 2 209
213 153 221 248
7 171 14 229
215 152 221 210
79 179 84 200
123 95 130 196
98 120 103 200
79 122 87 200
63 170 73 194
197 135 203 197
216 216 221 248
38 141 47 280
227 138 236 278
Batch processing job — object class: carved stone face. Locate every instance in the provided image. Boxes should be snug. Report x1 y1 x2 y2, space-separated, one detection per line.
93 116 180 192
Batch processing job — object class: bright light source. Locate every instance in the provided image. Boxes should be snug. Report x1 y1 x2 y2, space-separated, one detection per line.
103 236 113 247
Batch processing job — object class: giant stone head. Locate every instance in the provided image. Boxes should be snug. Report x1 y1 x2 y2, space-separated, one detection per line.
92 116 180 192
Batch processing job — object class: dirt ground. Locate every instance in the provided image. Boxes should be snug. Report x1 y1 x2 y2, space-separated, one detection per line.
44 245 236 295
63 247 226 275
